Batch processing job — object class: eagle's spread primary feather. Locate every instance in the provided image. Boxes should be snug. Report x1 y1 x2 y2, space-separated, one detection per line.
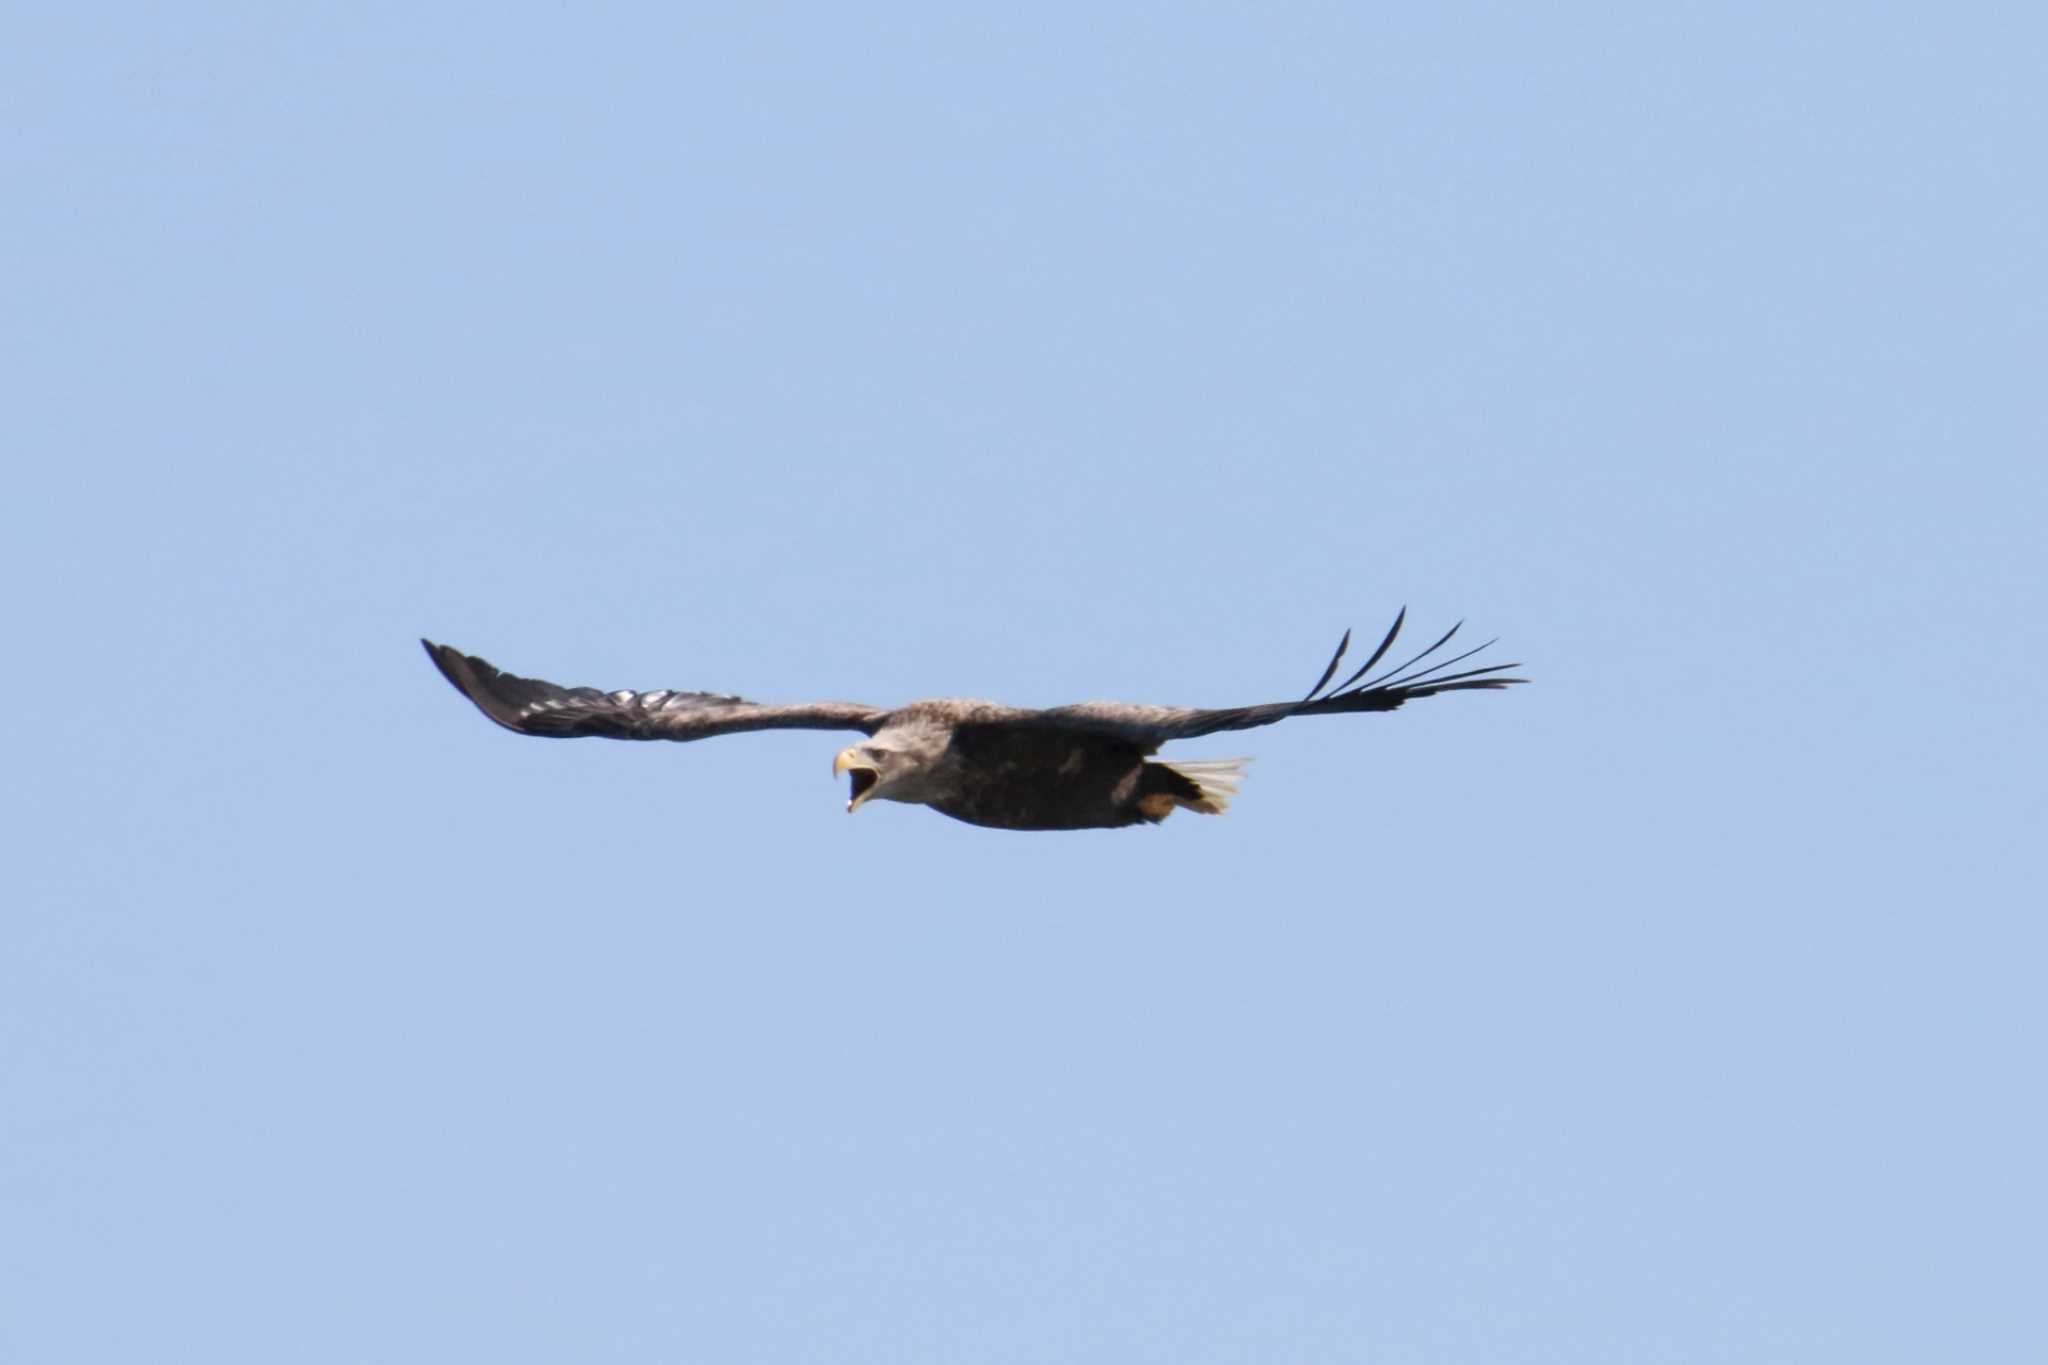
421 610 1525 831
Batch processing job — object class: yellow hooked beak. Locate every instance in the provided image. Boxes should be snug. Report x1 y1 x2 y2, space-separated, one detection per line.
833 747 881 813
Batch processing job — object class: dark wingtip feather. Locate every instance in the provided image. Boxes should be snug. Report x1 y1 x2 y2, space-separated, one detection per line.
1374 635 1499 690
1357 618 1463 692
420 639 532 731
421 638 467 692
1397 663 1530 696
1301 628 1352 702
1284 614 1530 717
1326 607 1408 696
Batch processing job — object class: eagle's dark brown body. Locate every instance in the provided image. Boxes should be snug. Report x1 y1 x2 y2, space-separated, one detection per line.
925 725 1208 830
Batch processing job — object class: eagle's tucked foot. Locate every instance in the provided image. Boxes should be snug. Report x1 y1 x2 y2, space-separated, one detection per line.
1155 757 1249 815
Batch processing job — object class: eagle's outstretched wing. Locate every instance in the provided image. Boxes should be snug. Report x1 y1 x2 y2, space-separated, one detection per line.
422 640 888 742
1012 610 1525 749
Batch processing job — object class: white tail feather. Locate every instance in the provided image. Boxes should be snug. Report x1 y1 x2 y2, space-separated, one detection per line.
1158 757 1251 814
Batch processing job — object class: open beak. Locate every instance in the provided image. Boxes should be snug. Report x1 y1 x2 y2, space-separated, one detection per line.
833 748 880 813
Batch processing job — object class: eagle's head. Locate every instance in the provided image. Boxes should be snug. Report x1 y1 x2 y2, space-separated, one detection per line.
833 740 922 813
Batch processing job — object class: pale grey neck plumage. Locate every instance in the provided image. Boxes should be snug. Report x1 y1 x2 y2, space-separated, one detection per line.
848 714 955 805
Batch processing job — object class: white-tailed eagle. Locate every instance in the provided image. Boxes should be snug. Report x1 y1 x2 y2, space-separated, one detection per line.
422 610 1524 831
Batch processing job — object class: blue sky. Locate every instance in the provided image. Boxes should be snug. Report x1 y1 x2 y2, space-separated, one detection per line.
6 4 2043 1361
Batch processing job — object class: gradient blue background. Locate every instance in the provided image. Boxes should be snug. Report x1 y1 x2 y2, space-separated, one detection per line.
8 5 2043 1360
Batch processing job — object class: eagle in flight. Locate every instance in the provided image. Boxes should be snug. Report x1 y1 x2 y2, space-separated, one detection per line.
423 610 1524 832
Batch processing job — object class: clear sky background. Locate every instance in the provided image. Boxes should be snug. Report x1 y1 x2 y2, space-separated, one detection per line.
6 5 2042 1361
